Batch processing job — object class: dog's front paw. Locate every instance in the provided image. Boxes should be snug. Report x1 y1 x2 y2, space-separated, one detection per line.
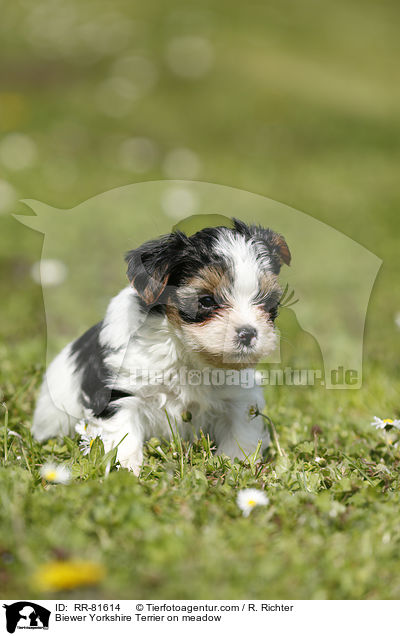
118 455 142 476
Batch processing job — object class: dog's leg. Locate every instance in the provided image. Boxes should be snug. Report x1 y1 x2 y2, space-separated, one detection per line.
214 390 270 461
32 343 84 441
101 403 144 476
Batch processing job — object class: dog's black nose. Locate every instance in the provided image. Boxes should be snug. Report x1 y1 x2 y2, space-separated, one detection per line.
236 325 257 346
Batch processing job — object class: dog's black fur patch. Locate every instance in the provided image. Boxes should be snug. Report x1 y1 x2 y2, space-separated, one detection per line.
70 322 131 419
125 228 225 304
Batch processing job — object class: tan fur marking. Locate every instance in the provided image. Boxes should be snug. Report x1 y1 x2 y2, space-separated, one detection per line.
272 233 291 266
258 272 280 297
165 304 182 327
185 266 232 296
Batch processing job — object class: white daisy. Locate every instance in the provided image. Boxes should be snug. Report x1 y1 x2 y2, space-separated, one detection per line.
40 462 71 484
371 416 400 430
7 430 22 439
75 419 103 456
237 488 269 517
79 435 100 456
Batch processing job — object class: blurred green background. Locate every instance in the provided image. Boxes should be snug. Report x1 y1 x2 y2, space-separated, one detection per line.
1 0 399 364
1 0 400 601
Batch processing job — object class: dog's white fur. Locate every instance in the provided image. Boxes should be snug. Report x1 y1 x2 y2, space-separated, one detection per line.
32 223 289 475
33 286 270 474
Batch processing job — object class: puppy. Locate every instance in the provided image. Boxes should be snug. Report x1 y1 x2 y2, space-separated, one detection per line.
32 219 291 475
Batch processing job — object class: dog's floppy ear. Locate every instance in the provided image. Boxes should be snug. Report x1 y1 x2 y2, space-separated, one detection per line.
233 219 291 272
125 232 186 304
264 229 291 267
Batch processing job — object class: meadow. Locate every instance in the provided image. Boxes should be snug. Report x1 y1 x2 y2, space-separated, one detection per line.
0 0 400 599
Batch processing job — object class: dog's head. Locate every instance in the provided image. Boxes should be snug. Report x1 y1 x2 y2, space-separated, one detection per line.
125 219 291 367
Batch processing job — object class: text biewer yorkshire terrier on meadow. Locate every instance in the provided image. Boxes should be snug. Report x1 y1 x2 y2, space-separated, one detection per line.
32 218 291 475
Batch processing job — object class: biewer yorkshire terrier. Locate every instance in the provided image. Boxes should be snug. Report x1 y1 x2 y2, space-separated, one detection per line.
32 219 291 475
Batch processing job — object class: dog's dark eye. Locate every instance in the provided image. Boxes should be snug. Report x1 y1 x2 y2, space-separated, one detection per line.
264 299 279 311
268 304 279 322
260 292 281 322
198 295 217 308
262 291 281 312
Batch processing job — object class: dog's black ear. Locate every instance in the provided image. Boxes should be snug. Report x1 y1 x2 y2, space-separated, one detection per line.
262 228 291 268
232 218 291 272
125 232 186 304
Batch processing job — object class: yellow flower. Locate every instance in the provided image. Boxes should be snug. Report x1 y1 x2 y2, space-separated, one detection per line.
33 560 105 591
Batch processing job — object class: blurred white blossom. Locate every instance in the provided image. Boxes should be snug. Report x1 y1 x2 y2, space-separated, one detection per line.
166 36 214 78
0 180 18 215
111 55 158 94
95 77 139 117
95 56 157 117
161 185 199 219
237 489 269 517
162 148 201 179
118 137 159 173
31 259 68 287
78 15 134 57
0 133 37 171
25 5 134 60
40 462 71 484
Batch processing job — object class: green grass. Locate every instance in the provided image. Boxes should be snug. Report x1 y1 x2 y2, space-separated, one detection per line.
1 343 400 599
1 0 400 600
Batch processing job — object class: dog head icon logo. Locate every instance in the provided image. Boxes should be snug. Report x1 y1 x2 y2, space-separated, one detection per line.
2 602 51 634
